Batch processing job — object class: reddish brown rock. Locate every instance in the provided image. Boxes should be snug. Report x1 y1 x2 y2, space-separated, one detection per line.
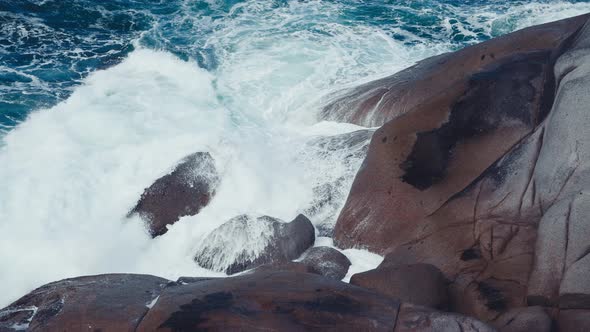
350 263 448 310
299 246 351 280
332 14 590 325
129 152 219 237
194 214 315 274
558 309 590 332
0 274 168 331
1 271 495 332
250 261 316 275
321 14 589 127
136 270 401 331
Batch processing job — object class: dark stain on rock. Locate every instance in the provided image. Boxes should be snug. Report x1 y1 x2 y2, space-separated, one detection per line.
302 295 361 314
159 292 236 331
481 54 486 61
34 297 64 325
460 247 482 261
382 136 388 143
477 281 506 311
400 52 549 190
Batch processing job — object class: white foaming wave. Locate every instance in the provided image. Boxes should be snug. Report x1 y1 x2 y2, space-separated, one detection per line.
204 0 448 127
0 48 231 306
0 45 364 307
456 1 590 39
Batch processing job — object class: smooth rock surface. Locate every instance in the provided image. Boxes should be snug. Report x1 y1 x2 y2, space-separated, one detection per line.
321 14 589 127
299 246 351 280
0 274 168 332
0 271 496 332
350 263 448 310
558 309 590 332
331 14 590 325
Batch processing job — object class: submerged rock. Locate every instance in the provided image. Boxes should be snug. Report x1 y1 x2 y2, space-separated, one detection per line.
194 214 315 274
350 263 448 310
0 274 167 331
128 152 219 237
299 246 351 280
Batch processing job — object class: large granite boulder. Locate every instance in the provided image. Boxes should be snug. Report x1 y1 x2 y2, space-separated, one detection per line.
129 152 220 237
0 274 167 331
299 246 351 280
332 14 590 327
194 214 315 274
135 270 493 332
1 272 494 332
350 263 448 310
321 14 589 127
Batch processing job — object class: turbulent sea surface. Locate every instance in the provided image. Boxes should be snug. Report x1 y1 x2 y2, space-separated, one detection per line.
1 0 590 306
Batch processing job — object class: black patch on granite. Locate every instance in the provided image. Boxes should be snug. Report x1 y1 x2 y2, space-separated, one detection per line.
160 292 238 331
460 248 482 261
478 281 506 311
400 52 549 190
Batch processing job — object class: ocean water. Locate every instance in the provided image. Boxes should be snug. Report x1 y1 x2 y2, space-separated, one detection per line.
1 0 589 307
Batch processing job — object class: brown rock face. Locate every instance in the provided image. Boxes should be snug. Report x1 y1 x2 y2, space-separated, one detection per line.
136 270 400 331
0 274 167 331
129 152 219 237
299 246 351 280
321 14 589 127
0 271 495 332
558 309 590 332
332 14 590 326
350 263 448 310
194 214 315 274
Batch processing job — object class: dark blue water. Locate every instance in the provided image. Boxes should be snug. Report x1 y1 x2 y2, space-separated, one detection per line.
1 0 590 133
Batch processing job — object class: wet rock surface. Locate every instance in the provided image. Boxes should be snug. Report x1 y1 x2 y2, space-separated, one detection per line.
0 274 167 331
350 263 448 310
128 152 220 237
321 14 589 127
299 246 351 280
194 214 315 274
0 271 494 332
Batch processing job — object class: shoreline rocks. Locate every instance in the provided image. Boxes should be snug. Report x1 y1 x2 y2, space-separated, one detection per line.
299 246 351 280
1 272 494 332
350 263 448 310
331 13 590 330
